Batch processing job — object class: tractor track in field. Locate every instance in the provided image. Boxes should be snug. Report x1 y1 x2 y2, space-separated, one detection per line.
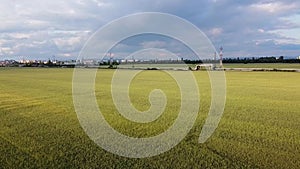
205 145 260 169
0 134 38 167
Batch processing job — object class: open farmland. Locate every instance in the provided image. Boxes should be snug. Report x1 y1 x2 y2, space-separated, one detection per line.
223 63 300 69
0 68 300 168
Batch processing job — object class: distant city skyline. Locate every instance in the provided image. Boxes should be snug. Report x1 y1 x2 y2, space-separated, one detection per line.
0 1 300 60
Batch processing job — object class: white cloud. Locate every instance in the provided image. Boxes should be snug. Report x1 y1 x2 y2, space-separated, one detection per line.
209 28 223 37
268 28 300 44
250 2 298 14
91 0 111 7
140 41 167 49
53 36 85 52
1 47 14 55
258 29 265 33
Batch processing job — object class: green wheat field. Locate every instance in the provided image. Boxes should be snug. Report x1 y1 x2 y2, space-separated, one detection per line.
0 67 300 168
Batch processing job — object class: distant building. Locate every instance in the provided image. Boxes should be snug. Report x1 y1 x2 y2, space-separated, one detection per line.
195 64 214 70
0 60 18 67
0 61 5 66
297 56 300 60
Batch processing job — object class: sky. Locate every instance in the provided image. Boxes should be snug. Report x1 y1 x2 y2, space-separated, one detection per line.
0 0 300 60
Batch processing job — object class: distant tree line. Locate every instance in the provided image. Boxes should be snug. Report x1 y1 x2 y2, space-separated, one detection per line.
99 61 119 66
20 60 75 68
183 59 203 64
222 56 300 64
183 56 300 64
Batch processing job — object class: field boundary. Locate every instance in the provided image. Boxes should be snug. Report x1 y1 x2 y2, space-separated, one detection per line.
218 68 300 72
115 67 300 72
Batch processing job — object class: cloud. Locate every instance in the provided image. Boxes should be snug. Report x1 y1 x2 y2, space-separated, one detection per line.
209 28 223 37
257 29 266 33
250 2 298 14
0 47 14 55
140 41 167 49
